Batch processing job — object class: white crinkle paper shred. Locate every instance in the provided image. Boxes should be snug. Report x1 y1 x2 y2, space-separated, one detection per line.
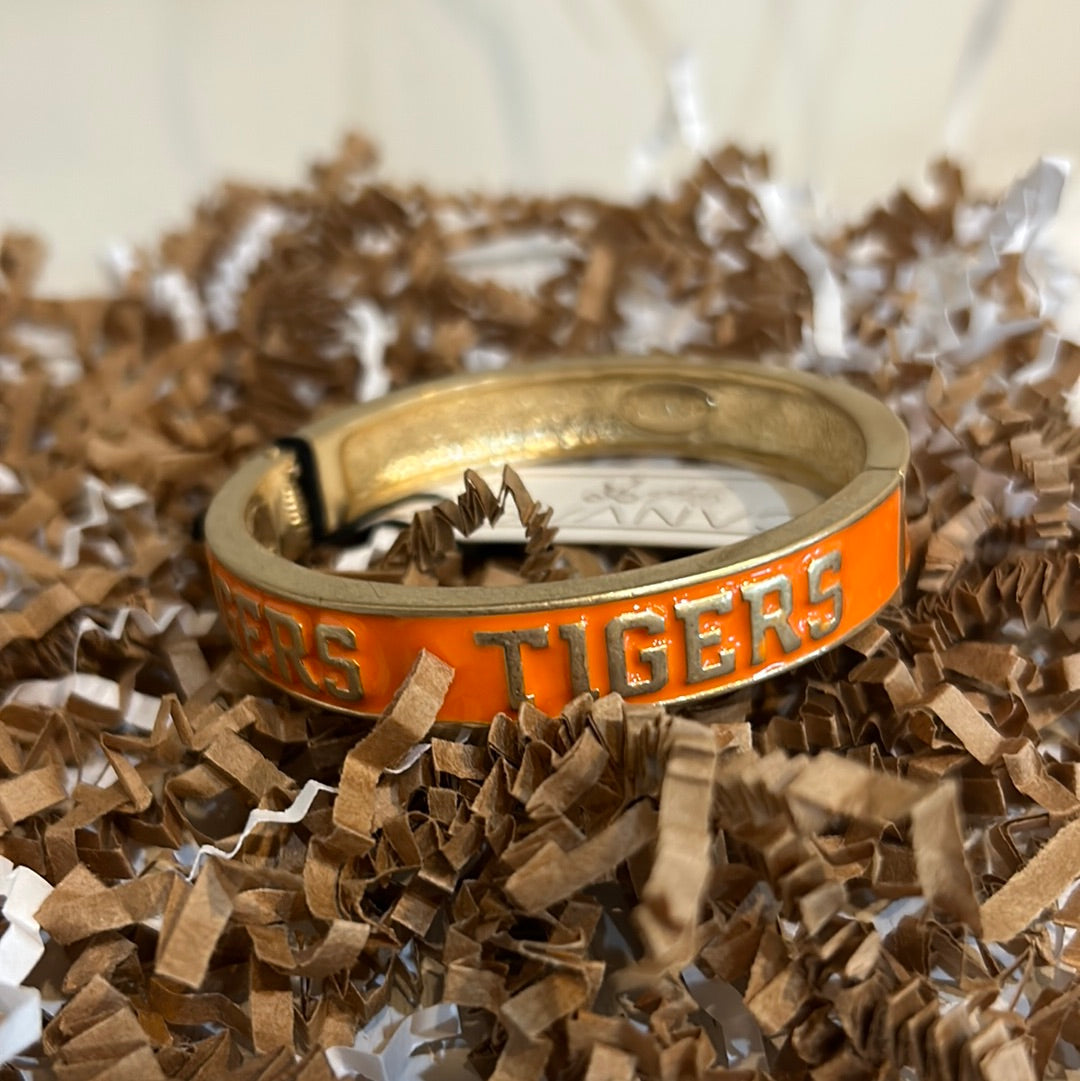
0 857 53 1065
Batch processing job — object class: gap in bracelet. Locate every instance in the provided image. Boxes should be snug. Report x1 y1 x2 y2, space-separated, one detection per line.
301 456 823 586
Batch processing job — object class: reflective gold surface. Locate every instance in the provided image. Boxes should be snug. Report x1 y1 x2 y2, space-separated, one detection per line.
205 357 909 720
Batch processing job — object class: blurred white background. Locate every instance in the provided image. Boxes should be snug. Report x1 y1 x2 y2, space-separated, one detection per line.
1 0 1078 294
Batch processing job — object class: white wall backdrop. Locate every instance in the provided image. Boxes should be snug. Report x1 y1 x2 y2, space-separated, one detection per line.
1 1 1078 293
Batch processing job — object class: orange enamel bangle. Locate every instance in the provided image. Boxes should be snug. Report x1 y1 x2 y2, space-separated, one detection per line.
204 358 909 723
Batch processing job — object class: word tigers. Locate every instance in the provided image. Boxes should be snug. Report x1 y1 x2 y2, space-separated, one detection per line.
210 551 844 714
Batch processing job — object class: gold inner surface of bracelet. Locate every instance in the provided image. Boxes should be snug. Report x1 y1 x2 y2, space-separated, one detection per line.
208 357 908 616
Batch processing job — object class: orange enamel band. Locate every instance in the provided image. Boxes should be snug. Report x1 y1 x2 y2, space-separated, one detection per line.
204 357 909 723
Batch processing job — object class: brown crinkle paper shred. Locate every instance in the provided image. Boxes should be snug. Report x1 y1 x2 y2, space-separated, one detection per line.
2 138 1080 1080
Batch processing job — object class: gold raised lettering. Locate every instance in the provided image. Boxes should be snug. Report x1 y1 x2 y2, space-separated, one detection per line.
557 621 597 698
212 573 243 646
265 606 321 692
674 591 735 683
474 628 549 707
807 551 843 640
741 574 801 665
235 592 272 671
605 611 668 697
315 623 364 700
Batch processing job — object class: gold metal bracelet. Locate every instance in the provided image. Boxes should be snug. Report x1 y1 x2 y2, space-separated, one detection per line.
205 357 909 722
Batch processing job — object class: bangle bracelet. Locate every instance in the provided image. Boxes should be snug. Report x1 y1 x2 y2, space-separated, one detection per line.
205 357 908 723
